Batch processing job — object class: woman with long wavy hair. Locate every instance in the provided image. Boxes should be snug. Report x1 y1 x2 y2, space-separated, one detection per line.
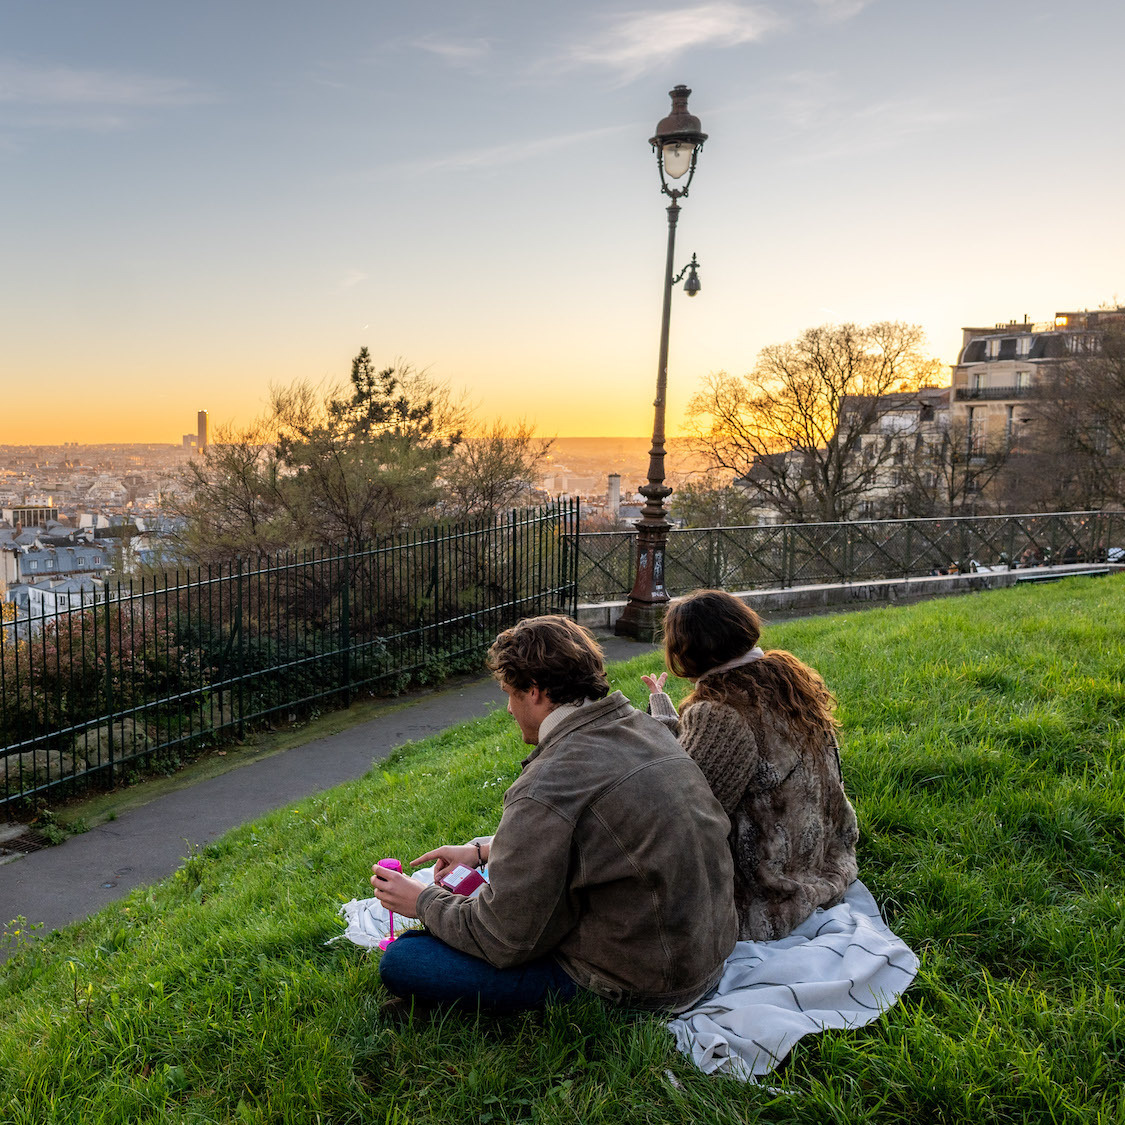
645 589 858 941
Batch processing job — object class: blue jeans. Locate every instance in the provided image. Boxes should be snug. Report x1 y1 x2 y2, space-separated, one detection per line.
378 929 580 1013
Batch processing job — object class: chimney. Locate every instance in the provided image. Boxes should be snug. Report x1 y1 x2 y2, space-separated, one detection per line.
607 474 621 517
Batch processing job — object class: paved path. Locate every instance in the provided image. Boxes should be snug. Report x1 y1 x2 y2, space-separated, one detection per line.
0 635 655 957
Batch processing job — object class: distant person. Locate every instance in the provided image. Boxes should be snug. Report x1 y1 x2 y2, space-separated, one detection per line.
644 590 858 941
371 615 737 1013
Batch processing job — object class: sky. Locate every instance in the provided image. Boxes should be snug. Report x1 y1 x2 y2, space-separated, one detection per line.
2 0 1123 444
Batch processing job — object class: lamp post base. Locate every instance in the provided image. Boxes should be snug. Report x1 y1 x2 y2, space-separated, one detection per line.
615 512 671 641
613 597 669 642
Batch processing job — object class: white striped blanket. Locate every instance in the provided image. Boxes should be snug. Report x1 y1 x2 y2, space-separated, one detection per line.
668 879 918 1081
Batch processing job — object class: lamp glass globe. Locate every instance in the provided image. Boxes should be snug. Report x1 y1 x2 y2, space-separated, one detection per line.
662 142 693 179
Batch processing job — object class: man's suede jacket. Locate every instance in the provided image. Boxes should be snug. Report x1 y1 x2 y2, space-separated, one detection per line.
416 691 738 1010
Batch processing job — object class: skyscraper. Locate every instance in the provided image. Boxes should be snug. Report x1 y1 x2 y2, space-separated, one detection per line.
197 410 208 453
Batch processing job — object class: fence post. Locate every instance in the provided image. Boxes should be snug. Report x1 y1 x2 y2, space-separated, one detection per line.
340 547 352 708
103 588 114 778
510 509 519 622
572 500 580 615
235 559 245 740
558 501 577 617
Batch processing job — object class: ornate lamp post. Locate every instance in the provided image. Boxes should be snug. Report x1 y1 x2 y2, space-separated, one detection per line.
615 85 707 640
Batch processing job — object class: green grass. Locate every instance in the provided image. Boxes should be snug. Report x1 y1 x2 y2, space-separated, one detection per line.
2 576 1124 1123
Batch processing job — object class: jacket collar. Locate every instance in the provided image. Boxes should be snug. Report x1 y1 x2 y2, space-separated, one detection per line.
521 691 633 768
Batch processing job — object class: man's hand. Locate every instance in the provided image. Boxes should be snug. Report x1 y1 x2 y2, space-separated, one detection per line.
642 672 668 695
411 843 483 881
370 865 425 918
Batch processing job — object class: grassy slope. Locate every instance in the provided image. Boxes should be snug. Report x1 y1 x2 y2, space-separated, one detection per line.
1 577 1123 1123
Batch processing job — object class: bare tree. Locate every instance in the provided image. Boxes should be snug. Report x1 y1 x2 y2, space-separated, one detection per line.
688 322 944 523
670 472 758 527
173 418 293 564
899 419 1012 516
442 419 552 522
1017 324 1125 509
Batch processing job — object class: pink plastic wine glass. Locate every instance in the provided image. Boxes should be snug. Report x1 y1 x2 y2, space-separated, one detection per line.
376 858 403 951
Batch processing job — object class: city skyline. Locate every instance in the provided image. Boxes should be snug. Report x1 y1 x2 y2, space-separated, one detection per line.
2 1 1123 444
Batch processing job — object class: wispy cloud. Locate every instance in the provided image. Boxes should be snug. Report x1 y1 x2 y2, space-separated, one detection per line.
338 269 369 292
411 36 492 66
809 0 876 24
852 96 964 134
557 3 782 84
773 84 974 166
758 68 968 146
0 58 210 107
389 124 630 178
766 70 840 130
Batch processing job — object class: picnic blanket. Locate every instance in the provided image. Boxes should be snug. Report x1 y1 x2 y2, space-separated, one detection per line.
668 879 918 1080
335 876 917 1082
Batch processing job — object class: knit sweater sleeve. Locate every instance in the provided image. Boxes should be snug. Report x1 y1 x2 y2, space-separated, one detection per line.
647 691 680 734
677 701 761 815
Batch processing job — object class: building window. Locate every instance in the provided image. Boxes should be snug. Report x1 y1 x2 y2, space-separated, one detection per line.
966 407 981 455
986 338 1000 359
972 372 985 391
1016 370 1030 390
1017 336 1031 356
29 561 38 570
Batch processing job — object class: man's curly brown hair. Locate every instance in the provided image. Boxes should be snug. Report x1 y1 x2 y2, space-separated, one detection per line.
487 615 610 705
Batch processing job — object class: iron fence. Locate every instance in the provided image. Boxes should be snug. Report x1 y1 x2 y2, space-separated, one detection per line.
1 502 578 809
578 510 1125 602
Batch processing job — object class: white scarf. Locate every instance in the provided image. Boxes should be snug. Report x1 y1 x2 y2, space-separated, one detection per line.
536 697 592 744
696 646 765 681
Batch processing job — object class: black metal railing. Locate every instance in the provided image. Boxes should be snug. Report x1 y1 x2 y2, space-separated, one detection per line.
954 385 1037 401
577 511 1124 603
1 502 578 809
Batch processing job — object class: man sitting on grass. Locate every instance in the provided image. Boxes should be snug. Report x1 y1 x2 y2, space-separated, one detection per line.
370 615 737 1014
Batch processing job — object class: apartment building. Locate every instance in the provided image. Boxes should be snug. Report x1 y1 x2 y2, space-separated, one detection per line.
854 387 951 518
2 503 58 527
950 308 1125 451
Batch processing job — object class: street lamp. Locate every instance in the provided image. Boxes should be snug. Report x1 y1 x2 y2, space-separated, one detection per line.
615 85 707 640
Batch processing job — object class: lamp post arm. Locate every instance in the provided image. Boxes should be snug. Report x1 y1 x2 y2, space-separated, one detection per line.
671 252 700 286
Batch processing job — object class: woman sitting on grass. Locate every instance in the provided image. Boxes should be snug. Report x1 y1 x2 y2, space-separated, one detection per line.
644 589 859 942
